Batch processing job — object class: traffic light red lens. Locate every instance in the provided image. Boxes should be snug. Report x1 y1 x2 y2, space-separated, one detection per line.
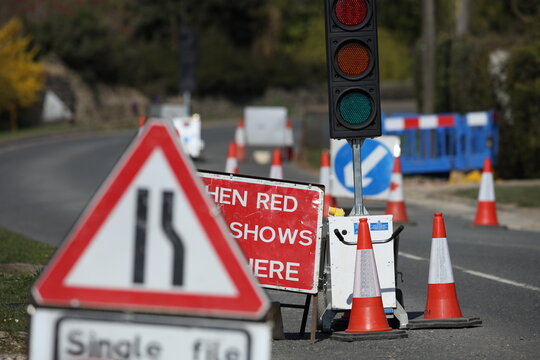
335 0 368 27
336 42 370 77
338 91 372 126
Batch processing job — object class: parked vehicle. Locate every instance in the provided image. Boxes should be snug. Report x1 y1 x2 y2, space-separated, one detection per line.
148 104 205 159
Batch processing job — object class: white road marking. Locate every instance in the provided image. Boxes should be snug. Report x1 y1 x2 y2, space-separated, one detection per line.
399 251 540 292
399 252 425 261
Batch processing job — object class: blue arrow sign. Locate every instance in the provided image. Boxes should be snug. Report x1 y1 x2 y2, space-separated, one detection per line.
333 139 394 197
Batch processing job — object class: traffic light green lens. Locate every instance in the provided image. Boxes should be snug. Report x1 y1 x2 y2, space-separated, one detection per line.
338 92 372 125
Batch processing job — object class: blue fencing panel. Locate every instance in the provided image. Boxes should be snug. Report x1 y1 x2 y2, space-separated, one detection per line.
382 111 498 174
461 111 498 170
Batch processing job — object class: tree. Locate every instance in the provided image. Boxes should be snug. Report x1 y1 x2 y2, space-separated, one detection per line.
0 18 44 130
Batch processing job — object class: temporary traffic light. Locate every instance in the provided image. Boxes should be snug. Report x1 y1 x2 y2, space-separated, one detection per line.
180 28 197 93
324 0 381 139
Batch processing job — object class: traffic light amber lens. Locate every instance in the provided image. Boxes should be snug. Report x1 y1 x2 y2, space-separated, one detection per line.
335 0 368 27
336 42 370 77
338 92 372 126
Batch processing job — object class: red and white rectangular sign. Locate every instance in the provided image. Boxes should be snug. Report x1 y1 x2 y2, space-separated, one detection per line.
199 171 324 294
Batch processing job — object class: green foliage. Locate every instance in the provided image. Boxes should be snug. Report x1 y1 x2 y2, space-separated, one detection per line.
198 28 267 97
0 272 36 332
0 18 44 130
378 27 412 81
32 9 132 84
432 36 498 113
377 0 422 46
18 0 437 99
452 184 540 207
498 41 540 179
0 226 54 347
0 227 55 265
468 0 540 36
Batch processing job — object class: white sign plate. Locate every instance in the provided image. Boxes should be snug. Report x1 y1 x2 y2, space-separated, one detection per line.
244 106 287 146
29 308 271 360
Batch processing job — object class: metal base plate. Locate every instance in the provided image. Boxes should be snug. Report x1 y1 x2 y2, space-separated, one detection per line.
407 317 482 329
331 317 349 332
331 329 408 342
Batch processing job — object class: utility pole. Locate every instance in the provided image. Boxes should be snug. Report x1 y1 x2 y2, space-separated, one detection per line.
455 0 470 37
422 0 435 114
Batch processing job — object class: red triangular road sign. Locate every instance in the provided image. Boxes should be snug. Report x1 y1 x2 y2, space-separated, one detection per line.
32 121 269 320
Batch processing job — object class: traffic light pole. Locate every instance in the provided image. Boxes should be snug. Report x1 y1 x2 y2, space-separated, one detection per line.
183 91 191 116
349 138 368 216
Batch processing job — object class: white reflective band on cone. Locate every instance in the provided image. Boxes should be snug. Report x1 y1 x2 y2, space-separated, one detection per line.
270 166 283 180
225 158 237 173
319 167 330 189
285 128 293 146
235 127 245 146
387 173 403 201
428 238 455 284
478 173 495 201
352 250 381 298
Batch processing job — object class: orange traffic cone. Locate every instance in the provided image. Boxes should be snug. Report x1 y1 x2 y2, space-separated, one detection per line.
285 119 294 161
385 156 409 223
346 218 392 333
319 151 336 217
424 213 462 319
235 119 246 162
408 213 481 329
137 116 146 135
269 148 283 179
332 218 407 341
473 158 499 226
225 142 239 174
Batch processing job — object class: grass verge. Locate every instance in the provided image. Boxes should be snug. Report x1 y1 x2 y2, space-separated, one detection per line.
0 121 138 145
0 227 55 354
451 184 540 207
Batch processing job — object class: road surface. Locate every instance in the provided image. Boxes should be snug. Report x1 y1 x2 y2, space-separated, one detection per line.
0 121 538 359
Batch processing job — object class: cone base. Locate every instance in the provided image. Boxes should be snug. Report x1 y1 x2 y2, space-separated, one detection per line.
424 283 463 319
346 297 391 333
332 329 407 342
474 201 499 226
385 201 409 223
408 317 482 329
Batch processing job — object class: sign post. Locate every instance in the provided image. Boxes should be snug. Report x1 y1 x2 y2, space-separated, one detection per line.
349 138 366 215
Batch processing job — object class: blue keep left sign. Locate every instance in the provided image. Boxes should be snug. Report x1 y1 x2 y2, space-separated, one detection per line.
331 137 399 199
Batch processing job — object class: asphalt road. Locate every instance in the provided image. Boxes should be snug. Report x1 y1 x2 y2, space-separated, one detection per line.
0 121 539 359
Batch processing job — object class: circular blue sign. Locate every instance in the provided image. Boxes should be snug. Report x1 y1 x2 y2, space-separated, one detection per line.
334 139 394 196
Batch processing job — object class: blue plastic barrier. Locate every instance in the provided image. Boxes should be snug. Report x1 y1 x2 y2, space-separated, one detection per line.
382 111 498 174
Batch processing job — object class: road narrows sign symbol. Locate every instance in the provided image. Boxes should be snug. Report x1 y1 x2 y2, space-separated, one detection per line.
32 121 269 320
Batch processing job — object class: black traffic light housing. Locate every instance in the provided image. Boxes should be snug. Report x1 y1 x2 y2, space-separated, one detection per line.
324 0 381 139
180 28 198 93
